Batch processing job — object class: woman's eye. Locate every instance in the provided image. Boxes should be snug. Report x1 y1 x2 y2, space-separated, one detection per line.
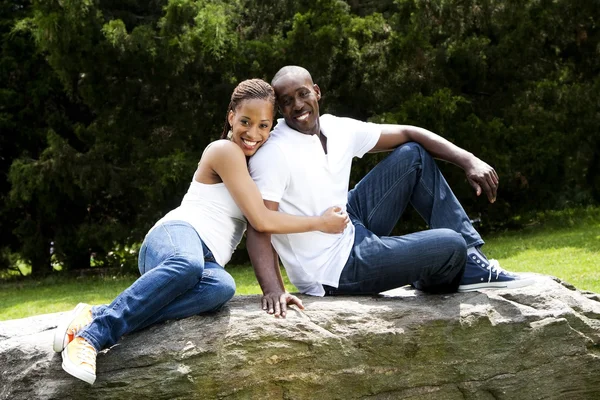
241 120 249 125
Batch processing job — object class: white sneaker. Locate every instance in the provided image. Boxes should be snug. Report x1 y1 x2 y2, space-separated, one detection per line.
61 337 97 385
53 303 93 352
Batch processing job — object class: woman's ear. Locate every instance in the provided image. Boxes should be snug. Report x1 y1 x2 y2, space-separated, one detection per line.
227 109 235 128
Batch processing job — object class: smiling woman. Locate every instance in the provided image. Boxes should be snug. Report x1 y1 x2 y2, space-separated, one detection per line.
50 78 350 385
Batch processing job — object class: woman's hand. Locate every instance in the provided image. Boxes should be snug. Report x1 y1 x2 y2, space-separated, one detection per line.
319 206 350 234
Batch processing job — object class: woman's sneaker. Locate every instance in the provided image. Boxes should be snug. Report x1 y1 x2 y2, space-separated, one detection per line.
458 247 534 292
62 337 97 385
53 303 93 352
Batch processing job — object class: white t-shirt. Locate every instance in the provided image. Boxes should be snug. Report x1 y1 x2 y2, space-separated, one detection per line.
248 114 381 296
151 180 247 266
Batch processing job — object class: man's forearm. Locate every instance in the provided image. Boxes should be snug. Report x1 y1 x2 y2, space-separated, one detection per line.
374 124 498 202
404 125 475 169
373 124 475 170
246 224 285 294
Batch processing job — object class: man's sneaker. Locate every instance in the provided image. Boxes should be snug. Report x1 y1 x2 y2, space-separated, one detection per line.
458 247 535 292
62 337 97 385
53 303 93 352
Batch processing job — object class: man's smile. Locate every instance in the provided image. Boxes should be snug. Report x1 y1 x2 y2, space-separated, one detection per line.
294 111 311 122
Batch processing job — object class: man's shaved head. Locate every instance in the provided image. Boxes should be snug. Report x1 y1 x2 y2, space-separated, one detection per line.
270 65 322 136
271 66 314 87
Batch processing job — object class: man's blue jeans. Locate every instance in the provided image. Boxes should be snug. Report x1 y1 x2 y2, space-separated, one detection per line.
325 142 484 295
79 221 236 351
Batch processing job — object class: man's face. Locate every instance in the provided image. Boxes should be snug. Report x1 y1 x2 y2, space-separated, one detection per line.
272 74 321 136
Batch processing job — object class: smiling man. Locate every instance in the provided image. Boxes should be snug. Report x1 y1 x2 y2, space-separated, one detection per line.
247 65 534 316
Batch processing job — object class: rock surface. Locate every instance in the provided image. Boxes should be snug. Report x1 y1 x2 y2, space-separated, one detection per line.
1 274 599 400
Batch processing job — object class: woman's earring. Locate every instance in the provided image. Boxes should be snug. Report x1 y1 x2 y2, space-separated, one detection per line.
227 130 233 140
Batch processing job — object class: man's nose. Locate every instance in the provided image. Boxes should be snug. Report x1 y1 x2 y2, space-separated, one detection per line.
293 96 304 110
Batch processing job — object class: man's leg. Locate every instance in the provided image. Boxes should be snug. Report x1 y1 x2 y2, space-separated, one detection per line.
347 141 482 246
327 225 466 295
344 142 532 293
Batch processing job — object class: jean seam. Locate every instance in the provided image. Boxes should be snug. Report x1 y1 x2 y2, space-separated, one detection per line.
139 244 148 275
416 170 435 199
365 165 419 227
161 224 179 257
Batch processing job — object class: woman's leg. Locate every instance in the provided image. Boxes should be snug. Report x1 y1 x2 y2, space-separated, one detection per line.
132 261 235 331
78 221 207 352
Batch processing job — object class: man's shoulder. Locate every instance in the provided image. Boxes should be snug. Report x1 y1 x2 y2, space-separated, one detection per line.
321 114 367 130
248 135 287 170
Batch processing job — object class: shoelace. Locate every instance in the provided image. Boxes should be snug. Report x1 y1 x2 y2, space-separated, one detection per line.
76 339 97 371
485 259 508 282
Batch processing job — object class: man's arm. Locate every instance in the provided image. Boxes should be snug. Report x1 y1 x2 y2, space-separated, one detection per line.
370 124 499 203
246 199 304 318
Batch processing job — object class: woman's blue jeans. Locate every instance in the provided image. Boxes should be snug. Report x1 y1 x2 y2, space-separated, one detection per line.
79 221 236 351
325 142 484 295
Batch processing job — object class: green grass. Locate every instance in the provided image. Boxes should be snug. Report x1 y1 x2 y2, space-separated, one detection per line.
1 207 598 321
483 207 600 293
0 267 296 321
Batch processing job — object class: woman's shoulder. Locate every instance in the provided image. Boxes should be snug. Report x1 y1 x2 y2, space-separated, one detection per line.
203 139 245 159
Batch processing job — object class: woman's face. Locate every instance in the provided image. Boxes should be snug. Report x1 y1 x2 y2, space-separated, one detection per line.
228 98 274 157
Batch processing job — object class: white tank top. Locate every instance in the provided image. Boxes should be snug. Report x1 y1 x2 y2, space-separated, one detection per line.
151 180 247 266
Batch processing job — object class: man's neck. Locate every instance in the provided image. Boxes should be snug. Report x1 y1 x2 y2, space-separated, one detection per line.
318 131 328 154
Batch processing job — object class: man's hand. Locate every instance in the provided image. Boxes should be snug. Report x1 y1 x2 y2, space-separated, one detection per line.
261 292 305 318
465 156 499 203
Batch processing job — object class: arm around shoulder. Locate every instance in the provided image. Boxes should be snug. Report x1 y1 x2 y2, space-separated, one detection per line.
207 141 348 234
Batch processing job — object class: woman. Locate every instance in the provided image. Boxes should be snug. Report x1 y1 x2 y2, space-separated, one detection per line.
53 79 349 385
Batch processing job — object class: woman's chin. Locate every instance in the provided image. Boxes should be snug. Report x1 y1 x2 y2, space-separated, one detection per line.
242 145 262 157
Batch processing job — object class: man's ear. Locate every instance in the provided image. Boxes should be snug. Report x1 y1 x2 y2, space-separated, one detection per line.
314 84 321 100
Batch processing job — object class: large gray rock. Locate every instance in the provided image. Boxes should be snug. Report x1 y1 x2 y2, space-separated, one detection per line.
1 274 599 400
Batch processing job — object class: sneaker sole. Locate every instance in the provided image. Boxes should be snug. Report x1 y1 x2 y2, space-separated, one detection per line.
61 348 96 385
53 303 88 353
458 277 536 293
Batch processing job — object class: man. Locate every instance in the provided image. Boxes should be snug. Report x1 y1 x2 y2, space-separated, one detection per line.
247 65 533 317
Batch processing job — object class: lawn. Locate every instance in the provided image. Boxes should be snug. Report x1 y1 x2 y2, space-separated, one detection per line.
0 266 296 321
1 207 598 321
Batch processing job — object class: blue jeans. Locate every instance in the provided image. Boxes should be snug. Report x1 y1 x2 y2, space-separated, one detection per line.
325 142 484 295
79 221 236 351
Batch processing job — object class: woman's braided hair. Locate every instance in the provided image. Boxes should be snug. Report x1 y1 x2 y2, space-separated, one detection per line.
221 79 276 139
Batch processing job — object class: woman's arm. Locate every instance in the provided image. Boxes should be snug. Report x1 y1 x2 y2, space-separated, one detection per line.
201 140 349 234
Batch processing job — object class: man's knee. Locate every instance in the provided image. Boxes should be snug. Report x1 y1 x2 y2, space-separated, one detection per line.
437 228 467 267
387 142 431 170
392 141 425 159
417 229 466 293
